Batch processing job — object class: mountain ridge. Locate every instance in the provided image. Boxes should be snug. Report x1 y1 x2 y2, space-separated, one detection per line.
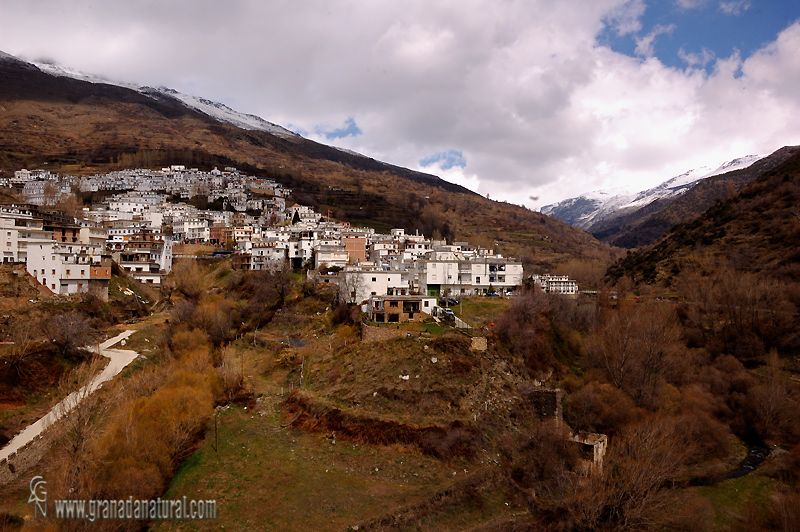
30 57 299 138
540 154 763 231
607 148 800 284
0 50 614 268
590 146 800 248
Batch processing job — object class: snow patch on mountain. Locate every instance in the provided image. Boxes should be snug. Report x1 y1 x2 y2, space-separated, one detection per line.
30 58 297 138
540 154 763 230
146 87 298 137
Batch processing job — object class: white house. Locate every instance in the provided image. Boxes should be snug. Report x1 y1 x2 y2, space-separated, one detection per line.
530 274 579 296
26 241 111 296
417 252 523 296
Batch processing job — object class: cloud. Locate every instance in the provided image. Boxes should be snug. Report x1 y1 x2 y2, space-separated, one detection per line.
420 150 467 171
635 24 676 57
679 47 716 67
675 0 710 10
317 118 363 140
0 1 799 210
719 1 750 15
603 0 647 36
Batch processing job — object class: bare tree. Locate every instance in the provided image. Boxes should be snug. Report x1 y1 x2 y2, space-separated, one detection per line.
45 312 95 358
42 181 59 207
265 259 292 307
54 356 111 498
170 260 206 301
337 270 365 305
588 304 680 408
563 416 692 531
2 317 41 377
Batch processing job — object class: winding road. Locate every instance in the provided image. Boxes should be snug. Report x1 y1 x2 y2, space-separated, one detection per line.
0 330 139 463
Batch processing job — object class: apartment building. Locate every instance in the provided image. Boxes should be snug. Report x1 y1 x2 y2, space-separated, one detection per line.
26 241 112 297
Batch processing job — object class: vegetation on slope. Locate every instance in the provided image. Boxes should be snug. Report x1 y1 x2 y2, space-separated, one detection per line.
0 56 616 270
608 149 800 285
591 145 800 249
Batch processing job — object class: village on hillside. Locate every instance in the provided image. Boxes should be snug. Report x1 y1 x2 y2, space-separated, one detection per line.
1 166 578 319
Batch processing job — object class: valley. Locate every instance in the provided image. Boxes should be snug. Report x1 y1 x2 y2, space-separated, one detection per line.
0 49 799 532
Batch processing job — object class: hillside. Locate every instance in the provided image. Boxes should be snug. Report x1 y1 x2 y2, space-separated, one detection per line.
0 52 613 268
592 146 800 248
540 155 762 233
607 149 800 285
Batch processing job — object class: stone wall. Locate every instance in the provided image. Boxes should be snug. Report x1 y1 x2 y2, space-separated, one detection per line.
361 324 413 343
527 388 564 422
0 425 60 487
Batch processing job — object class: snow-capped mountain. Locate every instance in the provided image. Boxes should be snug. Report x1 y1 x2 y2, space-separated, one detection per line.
540 155 763 230
31 59 298 138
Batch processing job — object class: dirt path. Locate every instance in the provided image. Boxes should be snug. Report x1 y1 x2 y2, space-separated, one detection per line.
0 330 139 462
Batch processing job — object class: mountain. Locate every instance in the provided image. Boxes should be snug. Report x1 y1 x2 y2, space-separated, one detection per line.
30 58 298 137
540 155 762 232
0 51 614 268
607 149 800 284
590 146 800 248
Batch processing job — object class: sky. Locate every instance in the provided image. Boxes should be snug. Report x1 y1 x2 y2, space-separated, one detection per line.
1 0 800 209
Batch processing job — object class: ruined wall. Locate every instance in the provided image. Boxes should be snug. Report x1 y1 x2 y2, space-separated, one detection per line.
470 337 487 351
527 388 564 422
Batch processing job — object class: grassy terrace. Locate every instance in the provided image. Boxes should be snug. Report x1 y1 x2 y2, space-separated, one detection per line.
151 399 513 531
691 473 779 529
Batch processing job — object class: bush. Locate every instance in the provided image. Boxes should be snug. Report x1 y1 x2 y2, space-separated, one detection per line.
564 381 641 436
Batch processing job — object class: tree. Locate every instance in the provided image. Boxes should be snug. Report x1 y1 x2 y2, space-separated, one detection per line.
336 270 364 305
588 304 680 408
55 356 110 499
2 318 41 377
45 312 95 358
169 260 206 301
559 416 693 531
42 181 59 207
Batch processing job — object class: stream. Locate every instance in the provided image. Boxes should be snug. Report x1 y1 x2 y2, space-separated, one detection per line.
722 442 771 481
691 438 771 486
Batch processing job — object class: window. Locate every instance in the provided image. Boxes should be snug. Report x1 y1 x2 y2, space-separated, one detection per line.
81 269 85 275
476 277 480 283
52 269 56 275
372 277 377 282
390 301 399 308
66 269 70 275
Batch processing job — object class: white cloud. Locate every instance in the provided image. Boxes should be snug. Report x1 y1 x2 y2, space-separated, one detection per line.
0 1 799 210
679 47 716 67
635 24 676 57
719 1 751 15
675 0 710 10
603 0 647 36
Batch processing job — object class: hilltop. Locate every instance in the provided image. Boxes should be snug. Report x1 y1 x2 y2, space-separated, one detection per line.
591 146 800 248
607 149 800 285
540 155 762 233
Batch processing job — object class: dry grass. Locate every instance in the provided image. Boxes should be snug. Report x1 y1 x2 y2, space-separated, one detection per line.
150 403 483 532
173 243 217 256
